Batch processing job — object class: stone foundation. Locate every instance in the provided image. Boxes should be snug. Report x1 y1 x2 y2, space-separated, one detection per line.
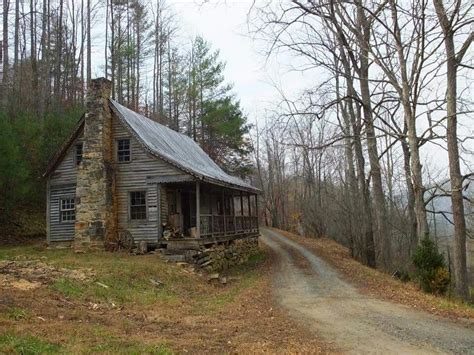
185 237 260 272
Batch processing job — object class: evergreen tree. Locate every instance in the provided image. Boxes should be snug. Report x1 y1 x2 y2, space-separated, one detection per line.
184 36 252 174
201 97 252 176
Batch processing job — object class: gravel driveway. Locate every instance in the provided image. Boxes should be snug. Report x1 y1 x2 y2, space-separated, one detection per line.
261 228 474 354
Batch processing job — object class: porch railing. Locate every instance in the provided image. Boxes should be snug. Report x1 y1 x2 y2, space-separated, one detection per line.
199 214 258 237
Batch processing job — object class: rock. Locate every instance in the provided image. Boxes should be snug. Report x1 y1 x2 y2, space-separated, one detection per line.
157 236 260 272
207 273 220 281
138 241 148 255
163 254 186 262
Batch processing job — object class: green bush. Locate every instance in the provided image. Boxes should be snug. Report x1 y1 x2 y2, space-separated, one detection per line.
412 237 450 294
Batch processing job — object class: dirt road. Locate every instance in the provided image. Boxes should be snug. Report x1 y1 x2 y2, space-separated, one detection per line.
261 228 474 354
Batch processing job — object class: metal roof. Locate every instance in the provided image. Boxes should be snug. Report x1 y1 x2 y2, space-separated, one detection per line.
110 100 259 192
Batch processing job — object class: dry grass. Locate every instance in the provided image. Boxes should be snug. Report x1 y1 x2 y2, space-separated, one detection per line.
0 241 330 354
274 228 474 321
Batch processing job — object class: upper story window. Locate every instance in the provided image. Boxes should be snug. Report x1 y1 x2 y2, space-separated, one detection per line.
60 198 75 222
117 139 131 162
130 191 147 220
75 143 83 166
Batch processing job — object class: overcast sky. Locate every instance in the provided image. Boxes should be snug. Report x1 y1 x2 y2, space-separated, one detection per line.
164 1 473 171
89 0 308 128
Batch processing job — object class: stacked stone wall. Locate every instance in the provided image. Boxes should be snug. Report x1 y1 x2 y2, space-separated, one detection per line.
186 237 260 271
74 78 115 251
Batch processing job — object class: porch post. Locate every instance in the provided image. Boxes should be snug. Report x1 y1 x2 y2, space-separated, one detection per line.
196 181 200 238
233 192 236 234
222 188 226 235
247 193 252 230
240 191 244 232
210 190 213 237
255 194 259 229
157 184 162 241
240 191 244 215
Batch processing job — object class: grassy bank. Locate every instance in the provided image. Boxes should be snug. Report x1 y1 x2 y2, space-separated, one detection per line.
0 243 264 354
0 240 328 354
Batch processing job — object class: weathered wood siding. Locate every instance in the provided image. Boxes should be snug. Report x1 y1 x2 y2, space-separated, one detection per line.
47 133 83 242
113 115 188 243
48 184 76 242
49 133 83 186
47 116 191 245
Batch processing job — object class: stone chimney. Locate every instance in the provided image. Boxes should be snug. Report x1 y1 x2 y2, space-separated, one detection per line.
74 78 115 251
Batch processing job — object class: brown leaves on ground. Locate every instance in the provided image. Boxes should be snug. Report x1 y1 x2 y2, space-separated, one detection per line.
275 228 474 322
0 242 332 354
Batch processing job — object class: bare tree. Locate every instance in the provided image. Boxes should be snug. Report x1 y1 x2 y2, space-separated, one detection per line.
432 0 473 301
86 0 91 86
2 0 9 89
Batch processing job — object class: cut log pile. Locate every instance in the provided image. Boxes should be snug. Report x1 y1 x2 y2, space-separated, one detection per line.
162 223 184 240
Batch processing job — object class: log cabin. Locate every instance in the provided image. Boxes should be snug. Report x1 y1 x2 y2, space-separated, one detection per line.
43 78 259 252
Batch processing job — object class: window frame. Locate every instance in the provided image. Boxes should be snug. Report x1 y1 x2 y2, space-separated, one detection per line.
60 197 76 223
116 138 132 163
128 190 148 221
74 143 83 166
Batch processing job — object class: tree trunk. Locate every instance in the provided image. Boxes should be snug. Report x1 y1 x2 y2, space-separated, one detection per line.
432 0 469 301
2 0 9 92
338 40 376 267
401 139 417 252
356 1 390 269
86 0 91 86
388 0 429 242
30 0 39 114
110 0 115 99
136 15 140 111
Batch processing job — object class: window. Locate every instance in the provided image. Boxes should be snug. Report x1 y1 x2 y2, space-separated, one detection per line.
75 143 83 166
130 191 147 220
60 198 75 222
117 139 131 162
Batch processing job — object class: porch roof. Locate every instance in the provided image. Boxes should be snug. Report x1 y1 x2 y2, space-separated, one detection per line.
111 100 259 193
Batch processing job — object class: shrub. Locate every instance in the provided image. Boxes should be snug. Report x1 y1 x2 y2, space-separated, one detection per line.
412 237 450 294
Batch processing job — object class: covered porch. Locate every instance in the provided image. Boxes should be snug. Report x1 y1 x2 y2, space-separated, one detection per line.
150 176 259 247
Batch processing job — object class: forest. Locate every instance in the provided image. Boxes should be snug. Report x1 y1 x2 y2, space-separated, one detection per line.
248 0 473 301
0 0 473 303
0 1 251 219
